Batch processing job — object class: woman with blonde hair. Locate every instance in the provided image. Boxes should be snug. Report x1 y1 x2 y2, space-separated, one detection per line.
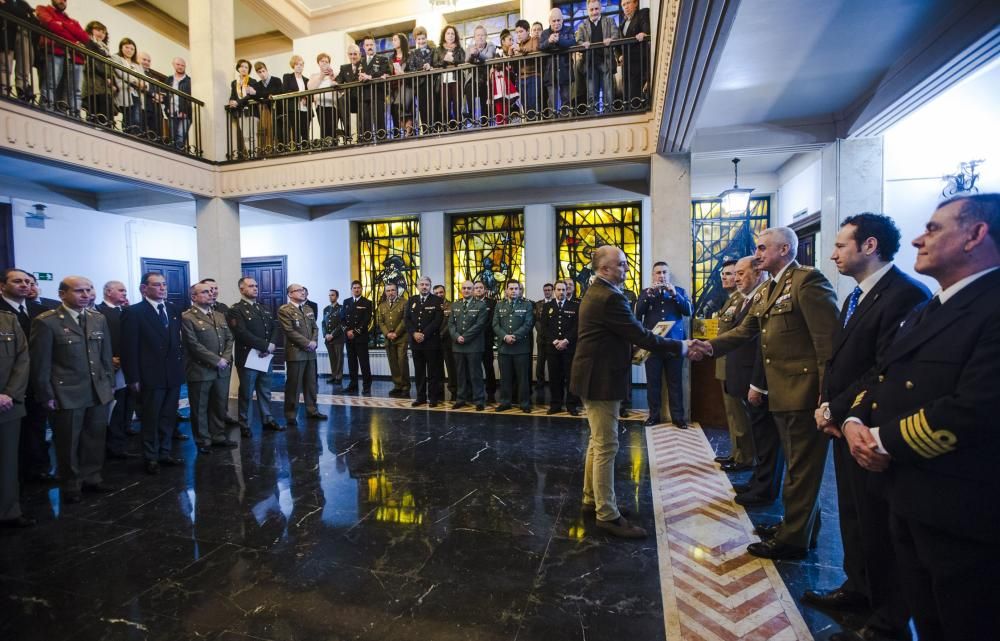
281 54 312 148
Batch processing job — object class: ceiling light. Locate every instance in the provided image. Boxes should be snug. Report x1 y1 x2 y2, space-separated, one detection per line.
718 158 754 215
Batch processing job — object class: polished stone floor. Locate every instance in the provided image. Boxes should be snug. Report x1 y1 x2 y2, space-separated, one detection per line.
0 379 858 641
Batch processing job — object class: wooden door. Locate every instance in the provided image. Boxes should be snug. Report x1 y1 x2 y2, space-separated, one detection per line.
241 256 287 367
140 257 191 309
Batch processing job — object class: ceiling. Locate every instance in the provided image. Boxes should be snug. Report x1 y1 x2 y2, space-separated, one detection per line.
691 153 796 177
696 0 958 130
142 0 278 40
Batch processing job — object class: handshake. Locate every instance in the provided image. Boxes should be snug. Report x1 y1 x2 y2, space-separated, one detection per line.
686 339 714 361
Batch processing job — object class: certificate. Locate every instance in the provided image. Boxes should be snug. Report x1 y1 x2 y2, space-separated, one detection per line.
632 320 675 365
244 350 274 373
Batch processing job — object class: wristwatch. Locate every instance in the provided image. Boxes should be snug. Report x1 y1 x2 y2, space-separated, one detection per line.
822 405 832 422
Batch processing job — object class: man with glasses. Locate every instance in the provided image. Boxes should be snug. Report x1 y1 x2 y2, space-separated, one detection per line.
278 284 326 425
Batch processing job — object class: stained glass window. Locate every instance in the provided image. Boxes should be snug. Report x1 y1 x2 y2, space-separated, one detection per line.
556 203 641 298
358 217 421 304
451 212 525 300
691 197 770 317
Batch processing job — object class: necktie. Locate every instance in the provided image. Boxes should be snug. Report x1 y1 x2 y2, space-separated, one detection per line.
157 303 168 328
911 296 941 328
767 278 777 298
17 303 28 325
421 296 426 304
842 286 862 327
78 311 86 332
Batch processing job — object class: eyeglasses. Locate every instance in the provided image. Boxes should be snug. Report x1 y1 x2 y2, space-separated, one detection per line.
290 288 305 293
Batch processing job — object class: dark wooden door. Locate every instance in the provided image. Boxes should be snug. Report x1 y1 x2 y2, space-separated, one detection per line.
791 214 821 269
140 257 191 309
242 256 287 367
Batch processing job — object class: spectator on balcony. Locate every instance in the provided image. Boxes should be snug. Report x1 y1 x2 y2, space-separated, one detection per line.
335 47 365 142
575 0 620 113
313 51 344 143
432 24 464 132
388 33 412 137
281 54 310 148
253 61 282 152
112 38 145 133
167 57 191 151
464 25 496 128
405 26 434 134
228 58 260 158
138 51 164 140
82 20 114 126
358 35 390 142
540 8 575 114
1 0 37 101
513 19 540 119
620 0 651 107
36 0 89 115
492 29 519 126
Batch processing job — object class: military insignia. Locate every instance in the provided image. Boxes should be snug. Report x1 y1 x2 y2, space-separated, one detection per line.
850 390 866 409
411 302 417 310
753 292 762 303
548 308 554 315
899 409 957 459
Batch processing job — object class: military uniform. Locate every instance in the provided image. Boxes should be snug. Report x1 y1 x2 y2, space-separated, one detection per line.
846 268 1000 640
377 296 410 396
29 307 115 497
533 297 551 399
479 296 498 401
635 283 692 424
181 307 235 447
716 290 753 465
405 293 444 404
278 302 320 419
321 303 345 384
449 296 489 406
541 297 580 413
342 295 373 391
710 262 838 551
492 296 535 411
439 298 457 400
227 298 279 430
0 312 29 521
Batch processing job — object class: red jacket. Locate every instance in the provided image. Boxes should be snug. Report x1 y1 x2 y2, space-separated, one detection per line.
35 4 88 63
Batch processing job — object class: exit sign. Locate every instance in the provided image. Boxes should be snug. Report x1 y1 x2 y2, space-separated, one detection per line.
34 272 53 281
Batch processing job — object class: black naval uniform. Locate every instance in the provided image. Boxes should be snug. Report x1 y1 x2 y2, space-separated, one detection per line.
541 297 580 413
634 284 691 424
342 295 373 392
405 293 444 404
227 299 279 431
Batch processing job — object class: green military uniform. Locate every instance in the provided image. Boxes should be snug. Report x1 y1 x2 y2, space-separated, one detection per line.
181 306 235 447
710 261 838 550
449 296 489 405
492 296 535 411
278 302 320 420
439 298 457 400
716 290 754 465
0 312 29 521
378 296 410 395
30 307 115 496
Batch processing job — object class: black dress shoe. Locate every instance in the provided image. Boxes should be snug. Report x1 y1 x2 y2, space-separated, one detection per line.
306 412 328 420
263 421 286 432
801 586 870 611
157 456 184 467
362 387 372 394
0 516 36 528
341 386 358 393
735 493 773 507
521 406 532 413
754 522 782 538
675 422 690 430
495 404 512 412
412 399 427 407
241 427 252 438
747 539 807 560
82 482 115 493
452 402 468 410
720 461 753 472
546 407 562 415
581 503 631 517
224 416 240 425
732 483 751 493
619 407 630 418
211 440 239 449
286 418 298 427
145 461 160 474
595 515 647 539
568 408 580 416
829 625 911 641
714 454 734 463
644 416 661 426
475 404 485 411
197 446 212 455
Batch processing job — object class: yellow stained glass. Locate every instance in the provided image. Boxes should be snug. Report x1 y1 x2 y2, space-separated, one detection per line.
358 217 421 304
556 203 642 298
451 212 525 300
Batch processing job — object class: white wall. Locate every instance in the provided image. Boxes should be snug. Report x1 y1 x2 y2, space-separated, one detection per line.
72 0 190 73
883 57 1000 289
775 153 821 227
10 199 198 301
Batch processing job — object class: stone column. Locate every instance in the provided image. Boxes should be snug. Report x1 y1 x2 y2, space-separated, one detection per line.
521 0 552 25
188 0 236 162
523 204 556 299
820 137 884 298
195 197 242 304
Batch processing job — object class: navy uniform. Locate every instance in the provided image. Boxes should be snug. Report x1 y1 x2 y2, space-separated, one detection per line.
342 295 373 392
278 302 322 421
30 307 115 500
449 296 489 407
634 283 691 424
321 302 345 385
0 312 30 523
404 293 444 405
228 299 280 433
492 296 535 411
847 268 1000 640
541 297 580 414
181 306 235 448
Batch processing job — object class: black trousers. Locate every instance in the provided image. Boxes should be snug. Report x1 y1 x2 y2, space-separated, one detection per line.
19 399 50 479
346 339 372 389
546 348 580 410
441 342 457 399
106 385 135 455
739 396 784 501
482 344 497 396
890 512 1000 641
645 352 685 423
411 348 443 403
139 385 180 462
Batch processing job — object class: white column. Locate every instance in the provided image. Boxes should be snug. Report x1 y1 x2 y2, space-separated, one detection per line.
195 197 242 304
293 31 350 70
820 137 884 298
188 0 236 162
523 204 555 299
521 0 552 25
420 211 446 288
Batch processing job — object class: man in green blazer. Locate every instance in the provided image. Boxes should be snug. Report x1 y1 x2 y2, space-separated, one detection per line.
449 280 489 410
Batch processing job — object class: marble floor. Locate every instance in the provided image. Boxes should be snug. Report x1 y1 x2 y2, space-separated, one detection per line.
0 380 858 641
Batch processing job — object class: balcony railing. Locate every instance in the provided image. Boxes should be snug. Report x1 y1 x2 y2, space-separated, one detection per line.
0 12 204 158
225 38 651 161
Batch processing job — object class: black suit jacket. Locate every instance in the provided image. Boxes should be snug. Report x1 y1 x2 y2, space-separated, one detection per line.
96 302 127 357
226 299 278 367
404 294 443 351
852 268 1000 543
823 265 930 424
0 298 45 338
541 299 580 351
121 299 185 389
570 279 682 400
168 74 192 118
361 54 392 80
342 296 372 342
724 293 766 396
229 78 263 113
257 76 284 100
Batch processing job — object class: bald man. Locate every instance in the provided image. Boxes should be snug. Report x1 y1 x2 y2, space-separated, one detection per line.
30 277 115 503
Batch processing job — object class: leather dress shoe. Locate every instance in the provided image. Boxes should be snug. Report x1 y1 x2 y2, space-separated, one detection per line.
714 454 734 463
412 399 427 407
732 483 751 493
801 586 870 611
747 539 807 560
754 522 782 539
582 503 631 518
0 516 36 528
735 493 774 507
595 515 647 539
82 482 115 493
263 420 286 432
157 456 184 467
521 406 532 413
720 461 752 472
286 418 298 427
644 415 661 426
674 422 690 430
341 385 358 393
829 625 911 641
362 387 372 394
307 412 328 420
428 402 440 408
197 446 212 455
495 404 512 412
547 407 562 415
568 408 580 416
211 439 239 449
145 461 160 475
475 404 485 411
452 402 468 410
618 407 630 418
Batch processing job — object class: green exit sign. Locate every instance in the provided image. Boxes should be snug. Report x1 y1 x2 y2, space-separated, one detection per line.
34 272 53 281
